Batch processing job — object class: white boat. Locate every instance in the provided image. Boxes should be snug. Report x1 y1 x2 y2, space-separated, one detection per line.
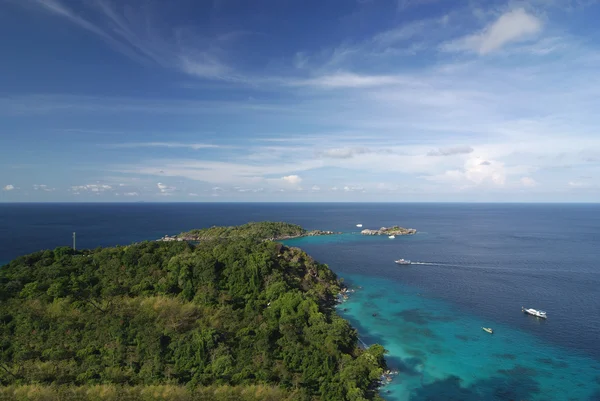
522 306 547 319
356 224 363 228
395 258 411 265
388 235 395 239
482 327 493 334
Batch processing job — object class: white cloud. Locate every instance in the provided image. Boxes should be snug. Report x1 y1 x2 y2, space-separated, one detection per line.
71 184 113 192
344 185 365 192
188 193 199 197
426 156 508 188
281 175 302 185
111 142 221 150
294 73 408 88
124 192 139 196
157 182 176 195
442 8 542 54
319 147 372 159
427 146 474 157
3 184 15 191
33 184 56 191
568 181 591 188
311 185 321 191
520 176 537 187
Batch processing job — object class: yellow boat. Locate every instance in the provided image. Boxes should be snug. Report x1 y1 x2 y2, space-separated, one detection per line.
482 327 493 334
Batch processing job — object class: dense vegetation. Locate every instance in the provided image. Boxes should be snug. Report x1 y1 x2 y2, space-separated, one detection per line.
177 221 306 240
0 223 386 400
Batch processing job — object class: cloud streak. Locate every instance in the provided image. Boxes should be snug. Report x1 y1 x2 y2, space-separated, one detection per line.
111 142 222 150
442 8 542 54
29 0 238 80
71 184 113 192
157 182 176 195
318 147 373 159
33 184 56 191
427 146 474 157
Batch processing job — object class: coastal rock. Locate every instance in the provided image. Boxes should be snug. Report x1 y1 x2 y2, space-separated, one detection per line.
306 230 339 236
360 226 416 236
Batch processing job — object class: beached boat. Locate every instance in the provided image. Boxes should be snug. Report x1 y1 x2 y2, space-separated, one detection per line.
388 235 395 239
482 327 493 334
356 224 363 228
395 258 411 265
522 307 547 318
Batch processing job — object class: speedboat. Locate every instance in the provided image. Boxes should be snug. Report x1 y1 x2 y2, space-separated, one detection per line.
356 224 363 228
522 307 547 319
395 259 411 265
388 235 395 239
482 327 493 334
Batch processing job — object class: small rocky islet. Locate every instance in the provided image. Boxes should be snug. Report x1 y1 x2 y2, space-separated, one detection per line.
360 225 417 236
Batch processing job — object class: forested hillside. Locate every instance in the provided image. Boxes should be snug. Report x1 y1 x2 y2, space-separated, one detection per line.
177 221 306 240
0 223 386 400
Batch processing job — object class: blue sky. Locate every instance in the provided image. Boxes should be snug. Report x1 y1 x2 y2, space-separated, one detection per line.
1 0 599 202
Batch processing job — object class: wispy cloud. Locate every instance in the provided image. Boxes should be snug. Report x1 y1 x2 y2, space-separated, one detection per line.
293 73 411 89
281 175 302 185
343 185 365 192
157 182 176 195
442 8 542 54
111 142 222 150
427 146 474 157
27 0 238 80
3 184 15 191
33 184 56 191
520 176 537 187
318 147 373 159
71 184 113 192
0 94 290 116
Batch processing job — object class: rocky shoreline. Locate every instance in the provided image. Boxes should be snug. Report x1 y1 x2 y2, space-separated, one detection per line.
268 229 340 241
361 225 416 236
335 286 399 389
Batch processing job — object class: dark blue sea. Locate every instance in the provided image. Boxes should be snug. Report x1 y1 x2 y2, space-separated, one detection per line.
1 203 599 400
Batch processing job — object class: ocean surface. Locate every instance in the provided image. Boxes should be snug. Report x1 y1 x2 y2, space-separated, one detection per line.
1 203 599 400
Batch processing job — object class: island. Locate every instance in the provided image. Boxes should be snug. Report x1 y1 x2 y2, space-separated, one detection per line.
0 222 386 401
161 221 341 242
361 225 417 236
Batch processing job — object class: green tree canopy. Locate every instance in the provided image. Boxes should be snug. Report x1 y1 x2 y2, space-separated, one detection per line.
0 222 386 400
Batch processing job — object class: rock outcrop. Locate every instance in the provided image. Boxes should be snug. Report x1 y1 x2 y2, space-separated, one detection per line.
360 226 416 236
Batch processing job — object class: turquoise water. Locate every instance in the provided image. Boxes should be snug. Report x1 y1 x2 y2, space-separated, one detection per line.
284 234 600 400
338 274 600 401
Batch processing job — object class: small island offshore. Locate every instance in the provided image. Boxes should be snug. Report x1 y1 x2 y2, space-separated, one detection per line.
159 222 340 242
361 225 417 236
0 222 387 401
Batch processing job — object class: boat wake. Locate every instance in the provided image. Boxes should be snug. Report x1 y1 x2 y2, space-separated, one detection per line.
409 262 533 272
410 261 491 269
411 261 457 266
